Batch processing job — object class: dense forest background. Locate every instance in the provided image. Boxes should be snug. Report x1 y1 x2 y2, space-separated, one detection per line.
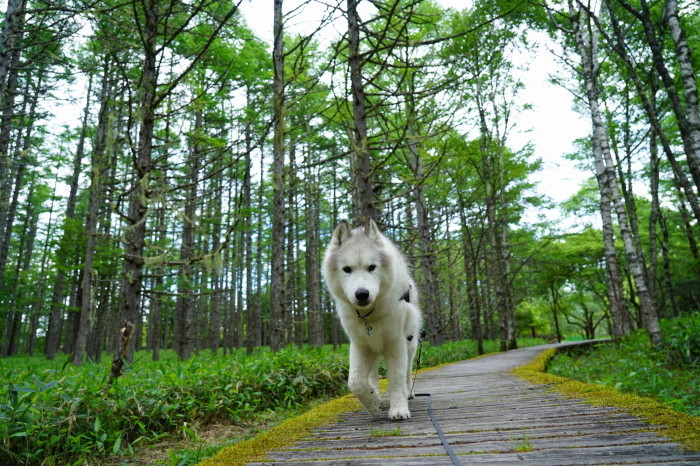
0 0 698 365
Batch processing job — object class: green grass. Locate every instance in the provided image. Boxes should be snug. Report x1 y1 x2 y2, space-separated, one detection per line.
0 337 547 465
512 434 533 452
369 427 404 437
547 316 700 417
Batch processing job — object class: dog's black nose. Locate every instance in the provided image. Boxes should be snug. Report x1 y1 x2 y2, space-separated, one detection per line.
355 288 370 303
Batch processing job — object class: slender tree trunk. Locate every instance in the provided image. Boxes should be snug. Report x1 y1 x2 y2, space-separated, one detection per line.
71 76 96 365
243 109 256 352
0 0 25 205
270 0 287 351
3 177 37 356
412 136 442 345
659 208 680 317
347 0 377 223
550 284 562 342
149 92 170 361
305 168 323 346
648 85 660 313
175 109 202 360
256 148 265 347
482 145 508 350
27 185 56 355
115 0 159 360
459 199 482 354
208 168 223 353
149 211 165 361
496 144 516 350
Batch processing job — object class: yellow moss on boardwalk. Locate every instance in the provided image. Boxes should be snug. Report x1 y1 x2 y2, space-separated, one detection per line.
513 347 700 451
199 394 362 465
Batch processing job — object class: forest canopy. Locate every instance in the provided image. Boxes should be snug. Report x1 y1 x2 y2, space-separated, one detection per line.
0 0 698 364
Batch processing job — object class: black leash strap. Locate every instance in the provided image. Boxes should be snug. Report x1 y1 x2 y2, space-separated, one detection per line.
414 393 462 465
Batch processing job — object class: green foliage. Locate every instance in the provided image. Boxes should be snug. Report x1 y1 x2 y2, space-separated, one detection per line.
547 317 700 416
516 299 551 337
659 315 700 368
0 346 347 465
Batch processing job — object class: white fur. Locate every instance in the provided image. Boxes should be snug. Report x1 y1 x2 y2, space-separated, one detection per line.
322 219 423 421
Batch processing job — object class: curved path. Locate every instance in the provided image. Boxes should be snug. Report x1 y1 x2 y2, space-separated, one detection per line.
247 343 700 465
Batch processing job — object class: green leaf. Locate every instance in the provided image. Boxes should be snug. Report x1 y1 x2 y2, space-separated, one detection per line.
113 435 122 454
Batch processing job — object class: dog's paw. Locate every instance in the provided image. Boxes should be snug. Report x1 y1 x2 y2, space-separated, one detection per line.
388 406 411 421
361 393 382 416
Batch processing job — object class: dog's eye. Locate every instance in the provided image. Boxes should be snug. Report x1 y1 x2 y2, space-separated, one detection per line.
342 266 352 273
368 265 376 272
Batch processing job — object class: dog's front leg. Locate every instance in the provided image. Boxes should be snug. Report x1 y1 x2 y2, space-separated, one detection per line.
348 343 381 416
385 343 410 421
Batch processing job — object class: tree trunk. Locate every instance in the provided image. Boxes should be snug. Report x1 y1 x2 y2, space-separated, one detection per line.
0 0 25 286
347 0 377 223
305 169 324 346
27 184 56 355
659 208 680 317
412 136 442 345
459 199 483 354
71 76 96 365
115 0 159 361
648 81 661 314
3 178 36 356
270 0 287 351
243 98 256 353
175 109 202 360
208 167 223 353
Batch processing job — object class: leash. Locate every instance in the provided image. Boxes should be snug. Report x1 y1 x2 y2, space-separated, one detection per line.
414 393 462 465
411 333 462 466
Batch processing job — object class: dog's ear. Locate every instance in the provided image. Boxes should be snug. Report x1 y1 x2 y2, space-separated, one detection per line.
365 218 381 240
331 220 352 246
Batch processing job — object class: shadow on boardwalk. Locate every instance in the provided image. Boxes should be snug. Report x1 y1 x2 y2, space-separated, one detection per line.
244 343 700 465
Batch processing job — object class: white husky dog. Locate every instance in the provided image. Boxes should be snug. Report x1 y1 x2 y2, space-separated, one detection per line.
322 219 423 421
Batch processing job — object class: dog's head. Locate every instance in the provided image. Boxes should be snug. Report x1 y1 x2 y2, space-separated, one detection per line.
323 219 392 310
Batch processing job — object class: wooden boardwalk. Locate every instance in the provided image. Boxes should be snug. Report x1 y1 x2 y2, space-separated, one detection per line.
247 343 700 465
